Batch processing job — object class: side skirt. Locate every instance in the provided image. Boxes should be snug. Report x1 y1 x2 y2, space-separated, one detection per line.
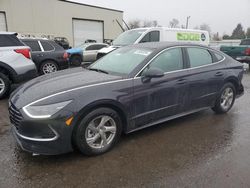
127 107 210 133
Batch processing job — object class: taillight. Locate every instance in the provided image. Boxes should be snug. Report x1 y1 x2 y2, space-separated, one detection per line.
245 48 250 56
63 52 69 59
14 48 31 59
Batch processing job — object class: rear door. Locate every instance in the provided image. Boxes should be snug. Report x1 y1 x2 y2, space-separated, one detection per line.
185 47 225 110
132 47 190 128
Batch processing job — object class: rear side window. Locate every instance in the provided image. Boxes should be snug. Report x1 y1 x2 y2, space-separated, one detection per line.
0 34 23 47
23 40 41 51
86 44 106 51
187 48 213 68
41 41 54 51
140 31 160 43
147 48 183 73
213 52 224 61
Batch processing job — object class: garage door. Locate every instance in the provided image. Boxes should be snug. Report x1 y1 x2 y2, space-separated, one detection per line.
0 12 7 31
73 19 103 47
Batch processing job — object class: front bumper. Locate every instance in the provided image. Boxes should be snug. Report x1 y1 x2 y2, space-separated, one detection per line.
11 119 74 155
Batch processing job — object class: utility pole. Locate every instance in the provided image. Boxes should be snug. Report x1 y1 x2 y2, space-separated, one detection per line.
186 16 191 29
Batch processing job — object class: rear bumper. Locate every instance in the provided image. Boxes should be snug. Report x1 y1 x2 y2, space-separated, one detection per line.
236 56 250 63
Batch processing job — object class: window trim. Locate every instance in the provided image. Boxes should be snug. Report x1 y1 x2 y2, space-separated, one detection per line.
134 46 225 78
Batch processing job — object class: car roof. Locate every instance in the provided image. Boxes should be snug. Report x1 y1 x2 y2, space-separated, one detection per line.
128 42 212 51
20 38 50 42
0 32 17 35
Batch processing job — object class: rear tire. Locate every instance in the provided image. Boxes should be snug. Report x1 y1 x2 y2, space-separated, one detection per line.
40 61 58 75
70 55 82 66
212 83 236 114
0 73 11 99
73 108 122 156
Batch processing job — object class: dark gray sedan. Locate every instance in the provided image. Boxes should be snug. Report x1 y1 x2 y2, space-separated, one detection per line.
9 42 244 156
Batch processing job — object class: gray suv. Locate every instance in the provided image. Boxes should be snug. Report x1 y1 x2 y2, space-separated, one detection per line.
0 32 37 99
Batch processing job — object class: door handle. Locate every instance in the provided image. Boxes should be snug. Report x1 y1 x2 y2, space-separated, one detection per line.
215 72 223 77
177 78 187 85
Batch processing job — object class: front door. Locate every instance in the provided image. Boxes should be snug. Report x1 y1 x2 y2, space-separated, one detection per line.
132 47 189 129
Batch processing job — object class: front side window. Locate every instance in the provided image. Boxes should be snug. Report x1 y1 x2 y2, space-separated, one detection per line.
145 48 183 73
140 31 160 43
187 48 212 68
90 47 153 75
23 41 41 51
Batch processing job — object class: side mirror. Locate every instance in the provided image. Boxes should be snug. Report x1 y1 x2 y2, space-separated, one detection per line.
142 67 164 82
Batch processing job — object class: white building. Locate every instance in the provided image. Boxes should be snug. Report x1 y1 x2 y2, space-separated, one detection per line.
0 0 124 46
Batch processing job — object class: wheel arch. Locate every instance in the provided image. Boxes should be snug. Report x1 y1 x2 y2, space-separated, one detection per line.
0 61 17 82
73 99 129 133
224 76 239 91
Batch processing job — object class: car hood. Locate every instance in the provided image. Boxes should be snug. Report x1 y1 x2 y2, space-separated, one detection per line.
10 68 122 109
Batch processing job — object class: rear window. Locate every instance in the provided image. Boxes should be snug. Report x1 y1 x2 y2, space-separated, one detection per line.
0 34 23 47
41 41 54 51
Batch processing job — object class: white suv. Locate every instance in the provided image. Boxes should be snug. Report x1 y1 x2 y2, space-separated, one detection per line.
0 32 37 99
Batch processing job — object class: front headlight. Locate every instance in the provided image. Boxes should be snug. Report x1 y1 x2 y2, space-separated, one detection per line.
23 100 72 119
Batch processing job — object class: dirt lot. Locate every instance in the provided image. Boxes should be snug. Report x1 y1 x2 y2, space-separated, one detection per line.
0 73 250 188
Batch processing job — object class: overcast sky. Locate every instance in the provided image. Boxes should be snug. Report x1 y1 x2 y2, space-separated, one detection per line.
71 0 250 35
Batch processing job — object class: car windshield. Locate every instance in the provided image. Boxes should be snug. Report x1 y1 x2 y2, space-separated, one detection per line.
89 47 153 76
112 29 147 46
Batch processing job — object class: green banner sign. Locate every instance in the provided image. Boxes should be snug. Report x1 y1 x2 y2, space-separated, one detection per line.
177 33 201 41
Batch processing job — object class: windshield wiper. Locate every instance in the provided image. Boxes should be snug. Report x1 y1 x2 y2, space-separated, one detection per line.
87 68 109 74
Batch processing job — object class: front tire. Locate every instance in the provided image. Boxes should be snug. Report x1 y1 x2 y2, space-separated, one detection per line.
0 73 11 99
73 108 122 156
212 83 236 114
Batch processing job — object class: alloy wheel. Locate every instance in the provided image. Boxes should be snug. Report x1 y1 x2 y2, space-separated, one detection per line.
42 63 58 74
85 115 117 149
220 87 234 111
0 78 5 95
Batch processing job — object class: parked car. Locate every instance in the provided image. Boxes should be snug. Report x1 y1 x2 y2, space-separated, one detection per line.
0 32 37 99
97 27 210 59
9 42 244 156
80 43 108 62
21 38 69 74
54 37 70 50
66 47 83 66
220 38 250 65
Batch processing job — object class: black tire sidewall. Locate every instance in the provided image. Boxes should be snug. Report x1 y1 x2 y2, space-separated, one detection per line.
0 73 11 99
74 108 122 156
213 83 236 114
40 61 58 74
70 55 82 66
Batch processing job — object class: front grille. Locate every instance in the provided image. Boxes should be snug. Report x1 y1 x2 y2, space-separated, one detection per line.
9 103 23 129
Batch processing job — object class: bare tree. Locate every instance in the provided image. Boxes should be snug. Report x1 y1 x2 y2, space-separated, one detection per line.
169 18 179 28
128 19 141 29
199 23 211 34
127 19 159 29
